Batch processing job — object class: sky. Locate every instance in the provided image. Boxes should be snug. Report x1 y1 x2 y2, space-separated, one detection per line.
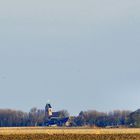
0 0 140 115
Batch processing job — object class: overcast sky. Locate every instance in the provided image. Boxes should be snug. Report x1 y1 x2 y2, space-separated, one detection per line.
0 0 140 115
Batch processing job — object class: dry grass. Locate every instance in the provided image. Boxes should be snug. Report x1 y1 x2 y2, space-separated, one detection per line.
1 127 140 140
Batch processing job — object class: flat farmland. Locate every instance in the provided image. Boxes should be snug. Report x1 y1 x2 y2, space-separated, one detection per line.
1 127 140 140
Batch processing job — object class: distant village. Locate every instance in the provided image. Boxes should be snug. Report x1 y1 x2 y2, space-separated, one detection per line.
0 103 140 127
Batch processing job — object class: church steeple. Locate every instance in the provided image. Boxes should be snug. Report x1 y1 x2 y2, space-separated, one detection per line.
45 103 53 119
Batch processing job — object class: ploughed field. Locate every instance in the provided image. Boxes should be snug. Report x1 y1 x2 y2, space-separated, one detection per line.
1 127 140 140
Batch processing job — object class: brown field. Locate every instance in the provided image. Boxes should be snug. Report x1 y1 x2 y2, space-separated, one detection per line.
1 127 140 140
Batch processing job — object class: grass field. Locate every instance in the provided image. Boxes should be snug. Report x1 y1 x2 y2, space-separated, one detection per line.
1 127 140 140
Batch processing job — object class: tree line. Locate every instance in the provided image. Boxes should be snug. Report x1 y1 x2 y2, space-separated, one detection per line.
0 108 69 127
0 108 140 127
69 110 131 127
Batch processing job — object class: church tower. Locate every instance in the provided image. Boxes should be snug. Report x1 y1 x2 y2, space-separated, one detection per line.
45 103 53 119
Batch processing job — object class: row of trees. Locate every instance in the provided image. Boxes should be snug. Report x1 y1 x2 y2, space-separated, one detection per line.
69 110 131 127
0 108 44 127
0 108 140 127
0 108 69 127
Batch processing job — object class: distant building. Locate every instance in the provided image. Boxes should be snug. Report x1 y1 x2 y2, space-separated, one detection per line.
44 103 69 126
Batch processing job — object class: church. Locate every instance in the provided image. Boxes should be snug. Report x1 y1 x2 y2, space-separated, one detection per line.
44 103 69 126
